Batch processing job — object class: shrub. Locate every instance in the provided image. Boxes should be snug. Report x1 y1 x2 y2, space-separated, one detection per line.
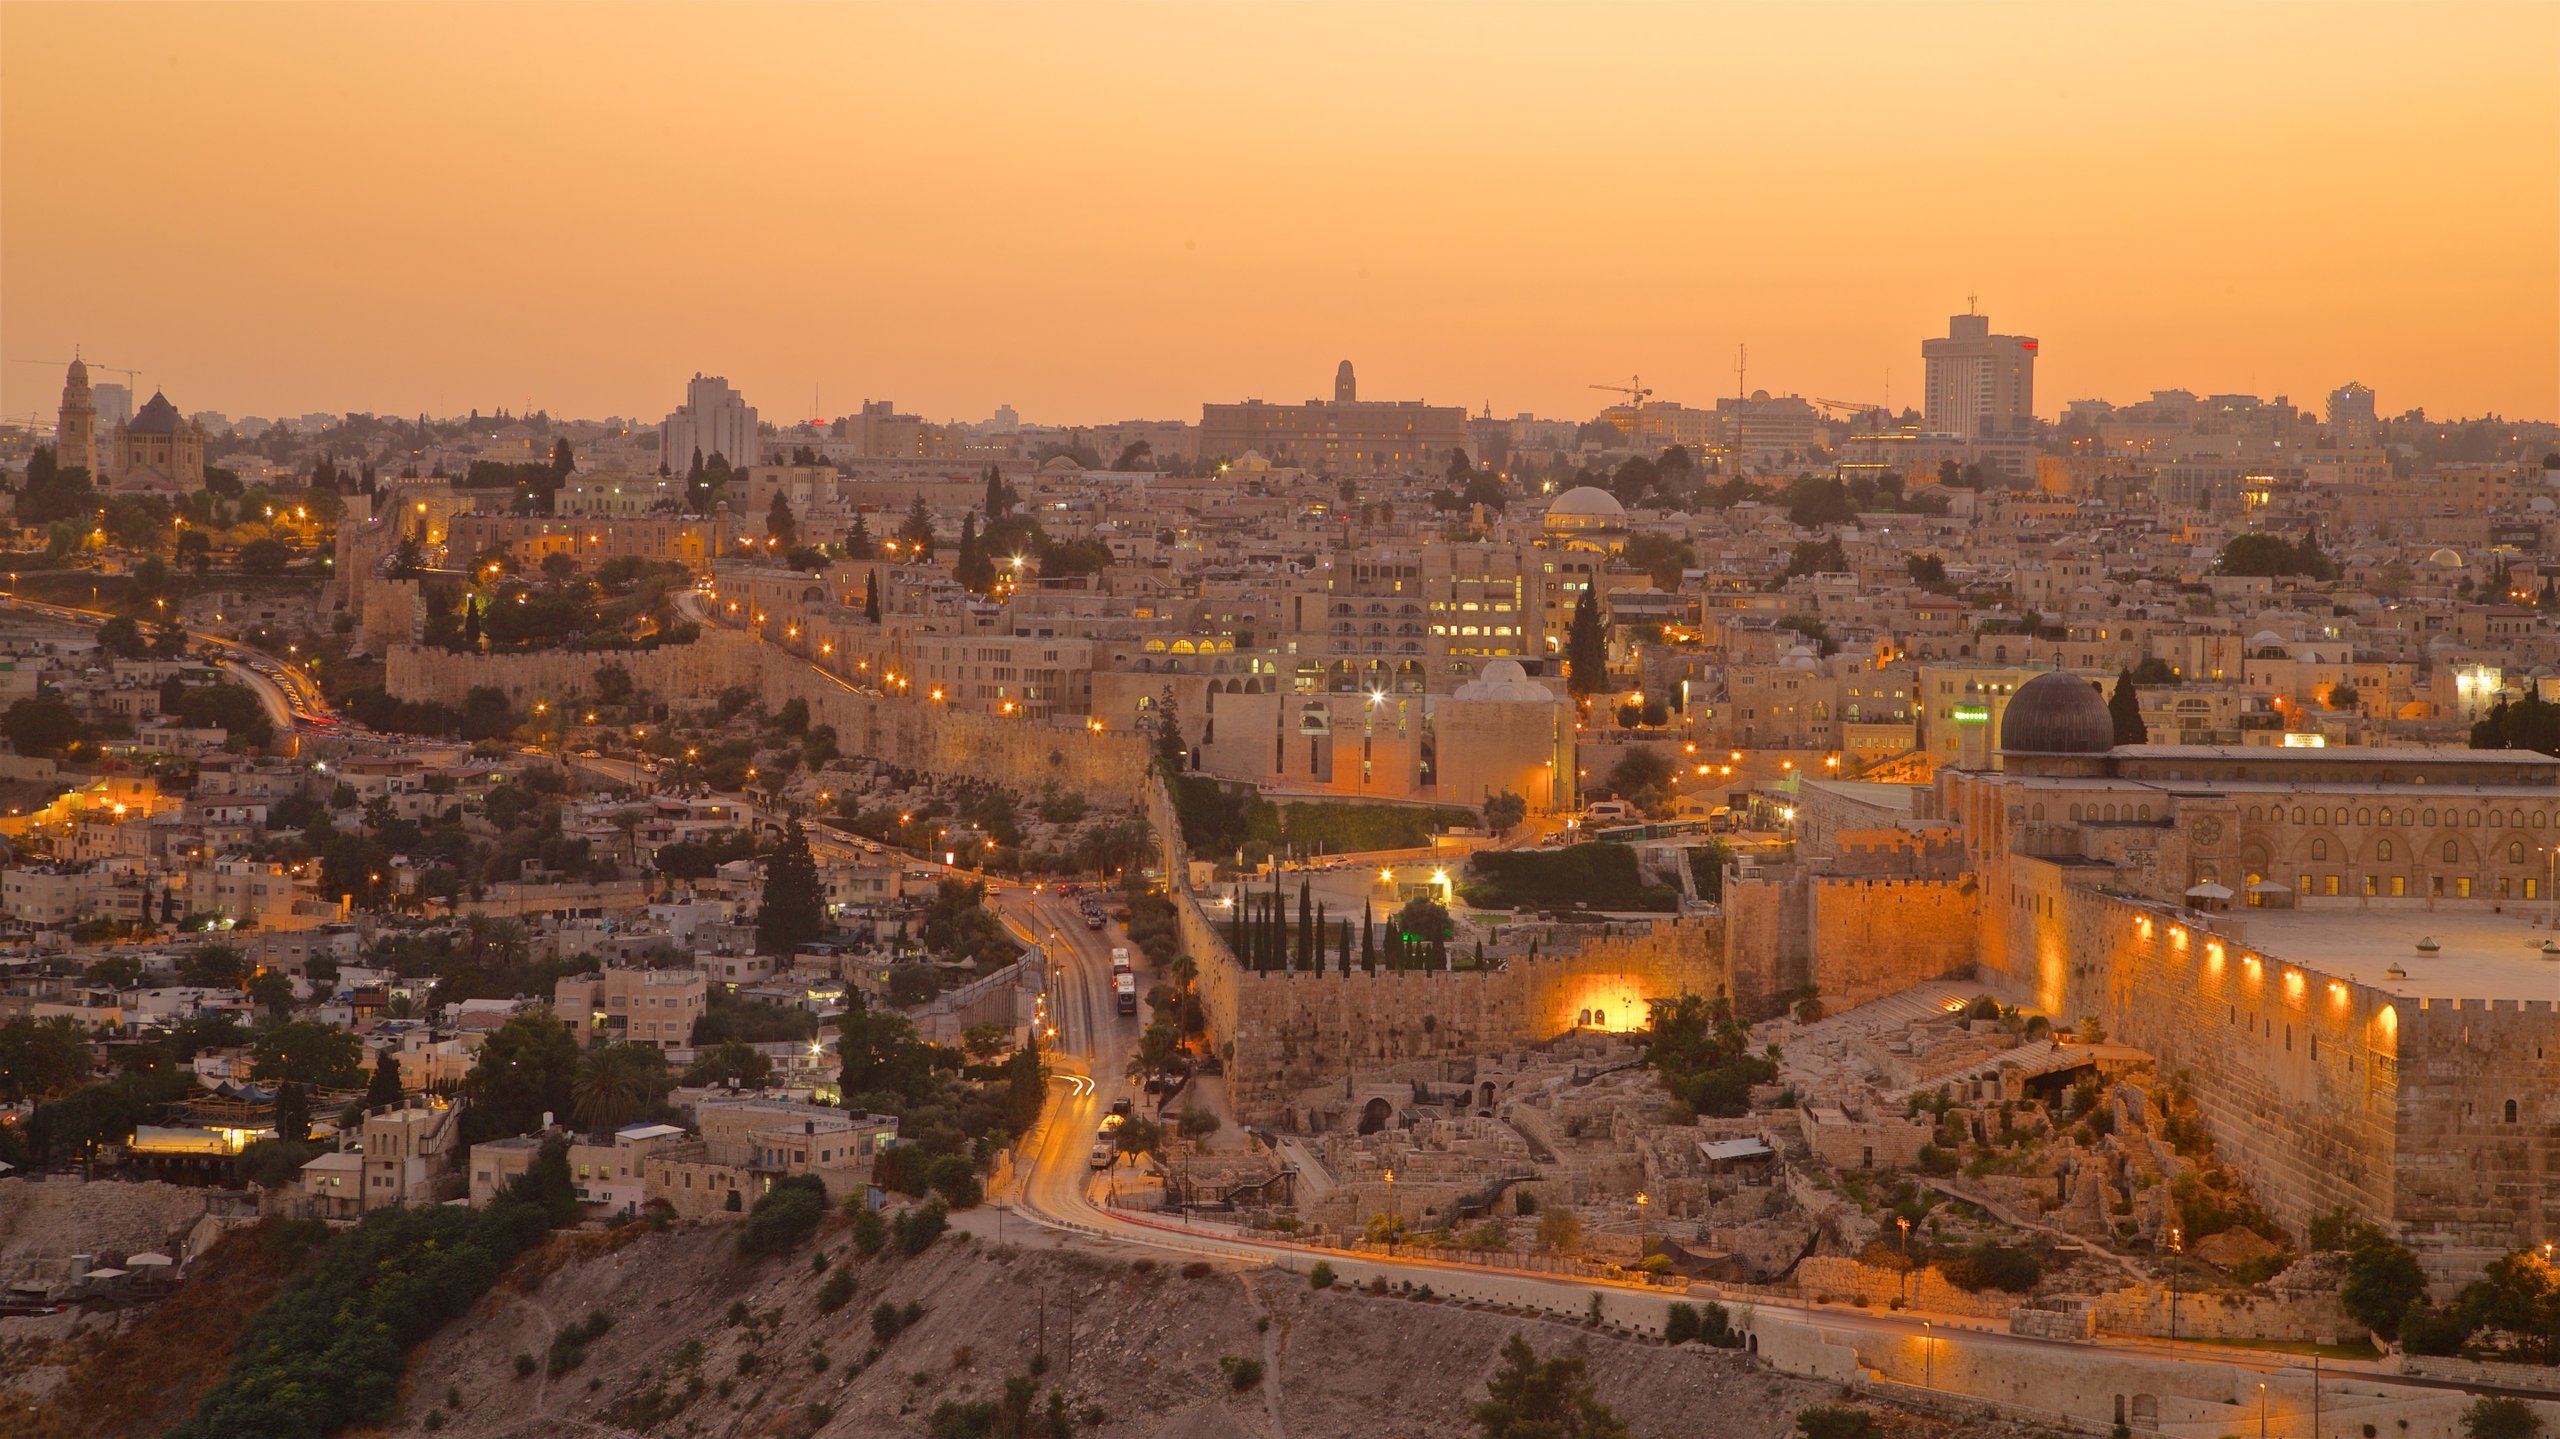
738 1174 827 1256
872 1301 905 1343
422 1412 446 1433
1181 1260 1214 1279
1940 1241 2043 1293
892 1198 950 1255
1798 1406 1880 1439
2462 1398 2544 1439
1665 1303 1701 1344
849 1204 887 1256
1219 1355 1264 1390
1309 1262 1335 1290
513 1352 536 1379
817 1267 859 1314
1514 1190 1538 1216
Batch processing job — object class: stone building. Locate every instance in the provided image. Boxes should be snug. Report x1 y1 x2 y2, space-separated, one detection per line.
1927 669 2558 1277
109 390 207 494
53 358 98 477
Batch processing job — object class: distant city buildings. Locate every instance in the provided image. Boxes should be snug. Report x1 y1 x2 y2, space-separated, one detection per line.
1200 363 1471 471
1922 309 2037 441
660 373 760 474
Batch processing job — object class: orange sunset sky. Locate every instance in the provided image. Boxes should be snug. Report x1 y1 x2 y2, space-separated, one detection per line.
3 1 2555 429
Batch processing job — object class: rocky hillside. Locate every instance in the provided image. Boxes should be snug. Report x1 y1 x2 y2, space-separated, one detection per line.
392 1217 1980 1439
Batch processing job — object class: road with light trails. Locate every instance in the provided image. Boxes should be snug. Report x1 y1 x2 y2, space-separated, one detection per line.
0 590 340 739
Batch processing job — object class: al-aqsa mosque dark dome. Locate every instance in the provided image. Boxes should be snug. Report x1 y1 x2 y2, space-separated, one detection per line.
1998 671 2115 755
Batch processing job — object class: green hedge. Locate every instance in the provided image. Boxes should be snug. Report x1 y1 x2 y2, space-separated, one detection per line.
1461 844 1678 911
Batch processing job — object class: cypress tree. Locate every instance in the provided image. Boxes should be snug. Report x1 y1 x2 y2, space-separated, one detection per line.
863 569 881 623
2108 668 2148 745
462 595 481 647
1337 917 1352 974
1296 879 1314 970
754 819 826 956
1565 585 1609 696
1361 909 1375 972
1228 886 1245 955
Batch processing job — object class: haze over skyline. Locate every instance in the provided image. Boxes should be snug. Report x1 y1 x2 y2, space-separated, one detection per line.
4 1 2555 428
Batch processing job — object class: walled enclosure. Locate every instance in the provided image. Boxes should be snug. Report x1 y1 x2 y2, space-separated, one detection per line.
1146 776 1729 1124
386 632 1153 799
1982 853 2556 1277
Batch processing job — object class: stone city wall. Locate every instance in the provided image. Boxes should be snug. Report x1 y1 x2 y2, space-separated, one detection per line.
389 631 1153 800
1792 1255 2015 1319
1723 871 1976 1017
1214 918 1725 1123
2088 1279 2356 1344
1148 774 1729 1124
388 630 763 711
1806 876 1980 1008
1981 856 2557 1276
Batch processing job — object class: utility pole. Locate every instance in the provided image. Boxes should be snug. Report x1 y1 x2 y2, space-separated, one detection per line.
1735 344 1748 400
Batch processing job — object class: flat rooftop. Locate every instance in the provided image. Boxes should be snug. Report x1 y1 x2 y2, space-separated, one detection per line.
2234 906 2560 1004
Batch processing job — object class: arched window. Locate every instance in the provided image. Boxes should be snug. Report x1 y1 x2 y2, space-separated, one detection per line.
2510 841 2525 864
2032 803 2045 820
2443 839 2461 863
2312 839 2329 861
2357 808 2371 826
2378 840 2394 863
2506 1099 2520 1124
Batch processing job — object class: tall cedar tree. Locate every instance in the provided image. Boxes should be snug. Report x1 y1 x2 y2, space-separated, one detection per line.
847 511 873 556
2108 669 2148 745
983 465 1015 520
1296 879 1314 969
755 821 825 955
365 1047 404 1110
767 492 797 550
862 570 881 622
1361 908 1377 972
957 511 993 592
1337 917 1352 974
462 596 481 647
1565 586 1609 696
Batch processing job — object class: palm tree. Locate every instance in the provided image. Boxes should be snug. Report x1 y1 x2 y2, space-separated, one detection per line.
572 1043 664 1136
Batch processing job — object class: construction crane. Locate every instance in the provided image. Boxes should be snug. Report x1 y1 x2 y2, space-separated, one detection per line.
11 357 144 389
1589 375 1652 412
1812 397 1889 420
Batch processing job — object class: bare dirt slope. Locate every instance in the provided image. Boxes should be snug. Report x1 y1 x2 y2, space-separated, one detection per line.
395 1217 2029 1439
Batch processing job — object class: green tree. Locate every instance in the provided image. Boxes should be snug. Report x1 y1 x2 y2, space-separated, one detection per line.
248 969 297 1018
0 1015 95 1101
272 1080 311 1143
1482 791 1528 832
683 1039 774 1090
251 1021 363 1088
766 491 797 550
461 1009 580 1144
2341 1235 2429 1339
3 694 84 756
896 495 936 559
862 569 881 622
510 1134 580 1226
1565 587 1608 696
956 510 993 592
571 1042 669 1136
983 464 1017 518
1907 553 1947 585
364 1047 405 1111
236 537 293 574
1472 1333 1632 1439
2109 668 2149 745
756 819 826 955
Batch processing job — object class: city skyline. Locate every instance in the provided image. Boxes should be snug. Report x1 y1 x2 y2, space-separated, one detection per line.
4 1 2556 428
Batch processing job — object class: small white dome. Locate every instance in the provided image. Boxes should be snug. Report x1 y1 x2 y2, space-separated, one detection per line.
1452 658 1553 703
